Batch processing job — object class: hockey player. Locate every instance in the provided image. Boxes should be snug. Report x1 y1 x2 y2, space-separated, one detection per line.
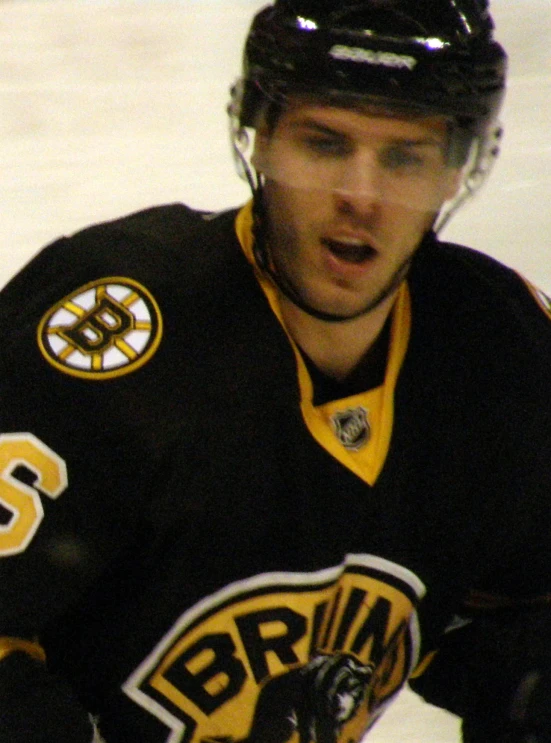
0 1 549 741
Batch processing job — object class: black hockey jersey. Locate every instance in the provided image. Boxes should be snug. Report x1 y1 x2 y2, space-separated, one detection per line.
0 203 550 743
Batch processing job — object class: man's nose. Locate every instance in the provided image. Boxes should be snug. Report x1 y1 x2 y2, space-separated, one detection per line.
332 151 383 215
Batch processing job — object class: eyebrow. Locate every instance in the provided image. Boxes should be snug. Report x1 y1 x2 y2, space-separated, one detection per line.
287 118 445 148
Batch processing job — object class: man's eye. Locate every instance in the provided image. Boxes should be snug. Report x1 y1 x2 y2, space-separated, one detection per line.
303 136 349 156
381 147 424 170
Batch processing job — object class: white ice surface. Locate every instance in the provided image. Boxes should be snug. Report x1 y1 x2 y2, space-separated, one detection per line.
1 1 550 740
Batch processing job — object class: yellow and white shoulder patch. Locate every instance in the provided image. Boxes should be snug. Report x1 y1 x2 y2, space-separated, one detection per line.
37 277 163 380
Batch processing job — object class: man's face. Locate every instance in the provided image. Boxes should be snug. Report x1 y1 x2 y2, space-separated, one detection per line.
253 100 461 319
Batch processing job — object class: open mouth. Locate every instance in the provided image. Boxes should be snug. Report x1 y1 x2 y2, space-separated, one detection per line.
322 238 377 265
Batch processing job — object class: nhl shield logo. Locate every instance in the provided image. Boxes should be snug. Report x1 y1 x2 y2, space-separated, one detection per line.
331 406 371 451
37 276 163 380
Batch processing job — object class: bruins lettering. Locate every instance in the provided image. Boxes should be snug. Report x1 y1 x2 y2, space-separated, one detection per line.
124 556 425 743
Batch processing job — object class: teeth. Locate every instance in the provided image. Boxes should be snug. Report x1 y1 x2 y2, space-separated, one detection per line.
331 238 366 247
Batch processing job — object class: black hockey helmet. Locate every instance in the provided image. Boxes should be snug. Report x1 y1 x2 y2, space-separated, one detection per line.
235 0 507 142
229 0 508 230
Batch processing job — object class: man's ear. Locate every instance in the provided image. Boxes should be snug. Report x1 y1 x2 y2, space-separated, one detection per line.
251 125 270 174
443 167 464 201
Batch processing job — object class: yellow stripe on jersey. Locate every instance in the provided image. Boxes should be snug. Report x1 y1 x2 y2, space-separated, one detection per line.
235 202 411 486
410 649 438 678
63 300 86 318
519 274 551 320
0 637 46 664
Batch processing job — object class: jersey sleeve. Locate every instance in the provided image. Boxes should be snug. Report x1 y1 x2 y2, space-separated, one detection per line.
0 233 158 628
410 604 551 742
0 652 97 742
410 441 551 742
0 222 171 741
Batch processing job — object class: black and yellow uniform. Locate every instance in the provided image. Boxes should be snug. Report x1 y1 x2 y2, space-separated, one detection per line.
0 203 550 743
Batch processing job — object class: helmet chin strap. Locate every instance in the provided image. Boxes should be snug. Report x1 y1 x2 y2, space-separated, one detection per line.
251 185 373 323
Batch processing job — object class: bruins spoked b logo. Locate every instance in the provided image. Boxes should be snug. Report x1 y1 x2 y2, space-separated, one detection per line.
38 277 163 379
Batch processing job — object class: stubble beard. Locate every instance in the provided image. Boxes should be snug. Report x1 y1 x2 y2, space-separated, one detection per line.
271 238 416 322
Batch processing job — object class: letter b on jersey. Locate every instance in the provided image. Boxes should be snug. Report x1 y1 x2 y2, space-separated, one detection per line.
162 634 247 715
60 295 134 354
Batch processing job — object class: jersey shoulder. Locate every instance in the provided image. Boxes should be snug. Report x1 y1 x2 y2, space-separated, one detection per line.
413 235 551 343
0 203 255 391
407 236 551 456
0 204 241 332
